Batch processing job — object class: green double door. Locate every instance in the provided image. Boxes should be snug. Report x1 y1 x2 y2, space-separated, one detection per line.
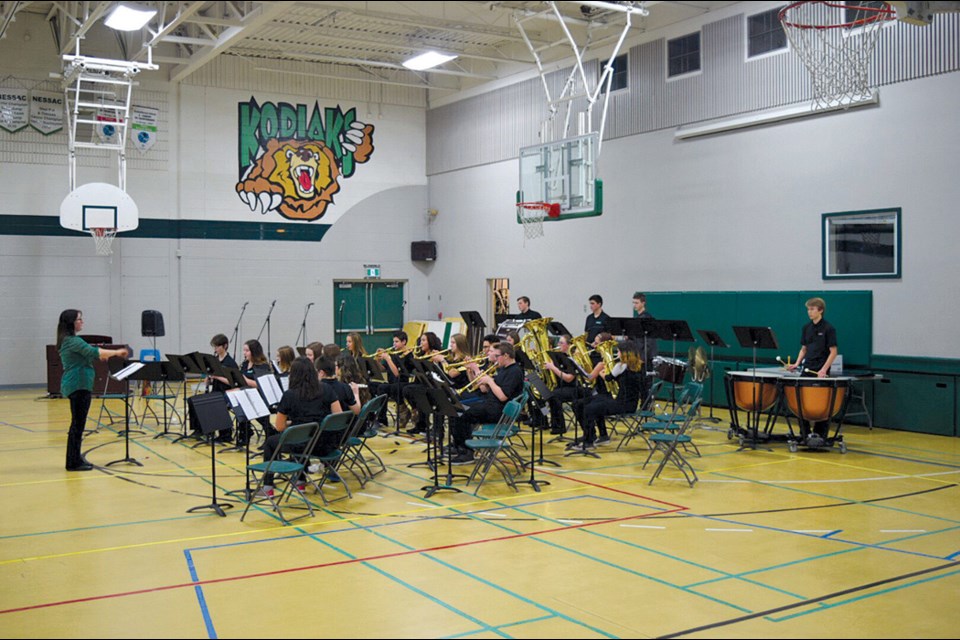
333 280 405 352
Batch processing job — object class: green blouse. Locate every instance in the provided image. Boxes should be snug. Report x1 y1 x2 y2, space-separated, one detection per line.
59 335 100 397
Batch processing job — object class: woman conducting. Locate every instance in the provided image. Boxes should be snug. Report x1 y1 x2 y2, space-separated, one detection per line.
57 309 130 471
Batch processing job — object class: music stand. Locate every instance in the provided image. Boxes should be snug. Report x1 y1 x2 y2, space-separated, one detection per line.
695 330 728 423
223 387 270 500
421 387 469 497
625 318 659 374
521 372 555 491
547 321 570 339
148 361 185 440
186 392 234 517
654 319 695 406
547 351 583 446
460 310 486 357
363 356 386 383
106 360 146 467
732 326 779 451
166 353 206 443
197 354 247 452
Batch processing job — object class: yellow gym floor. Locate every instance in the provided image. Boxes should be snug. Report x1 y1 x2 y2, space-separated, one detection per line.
1 386 958 638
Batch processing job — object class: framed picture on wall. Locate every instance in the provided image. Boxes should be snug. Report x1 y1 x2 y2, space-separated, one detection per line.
822 208 901 280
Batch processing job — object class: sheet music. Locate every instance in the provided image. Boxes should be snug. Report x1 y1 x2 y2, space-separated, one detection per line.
280 376 289 392
226 388 271 419
257 373 283 405
112 361 145 380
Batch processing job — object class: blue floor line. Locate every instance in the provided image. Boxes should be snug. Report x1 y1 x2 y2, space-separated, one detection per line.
184 549 217 639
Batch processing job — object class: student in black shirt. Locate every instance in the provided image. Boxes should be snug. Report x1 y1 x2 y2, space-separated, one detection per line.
258 357 341 496
584 294 613 342
786 297 839 441
368 331 413 427
632 292 658 401
316 356 359 415
515 296 542 321
542 334 587 434
451 342 525 464
236 339 275 446
204 333 240 442
571 340 644 451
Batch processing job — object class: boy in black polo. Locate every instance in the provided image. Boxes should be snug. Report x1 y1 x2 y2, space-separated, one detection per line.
787 297 838 442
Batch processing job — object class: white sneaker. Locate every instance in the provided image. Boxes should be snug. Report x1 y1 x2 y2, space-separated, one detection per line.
255 485 275 498
308 463 321 474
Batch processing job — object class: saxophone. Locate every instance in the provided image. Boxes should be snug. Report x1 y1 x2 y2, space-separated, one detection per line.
594 339 621 398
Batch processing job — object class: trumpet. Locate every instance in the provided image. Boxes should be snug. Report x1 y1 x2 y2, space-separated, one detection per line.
461 362 498 393
416 347 451 360
444 354 486 372
368 346 411 358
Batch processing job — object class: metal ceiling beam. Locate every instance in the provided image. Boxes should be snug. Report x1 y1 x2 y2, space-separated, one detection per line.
296 2 547 45
169 1 296 83
257 22 535 66
233 49 497 79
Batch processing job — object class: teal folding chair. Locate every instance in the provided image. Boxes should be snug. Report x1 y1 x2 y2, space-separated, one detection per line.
341 395 389 485
241 422 318 525
465 398 523 495
644 398 702 487
303 411 356 505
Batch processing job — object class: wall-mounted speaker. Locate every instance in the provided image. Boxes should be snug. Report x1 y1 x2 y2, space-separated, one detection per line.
141 310 165 337
411 241 437 262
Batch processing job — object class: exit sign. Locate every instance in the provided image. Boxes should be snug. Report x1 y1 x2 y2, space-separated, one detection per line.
364 264 381 279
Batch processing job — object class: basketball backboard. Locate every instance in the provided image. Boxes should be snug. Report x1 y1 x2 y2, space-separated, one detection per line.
518 132 602 221
59 183 139 232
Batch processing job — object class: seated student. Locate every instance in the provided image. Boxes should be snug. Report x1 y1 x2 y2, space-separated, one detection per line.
316 356 360 415
570 339 644 451
368 331 413 426
443 333 473 391
305 341 324 362
336 353 371 407
236 339 276 447
402 331 443 435
257 357 341 497
275 345 295 375
203 333 240 443
542 333 587 434
450 342 524 464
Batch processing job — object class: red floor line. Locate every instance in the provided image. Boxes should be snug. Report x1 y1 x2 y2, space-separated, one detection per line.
0 503 688 616
536 467 692 510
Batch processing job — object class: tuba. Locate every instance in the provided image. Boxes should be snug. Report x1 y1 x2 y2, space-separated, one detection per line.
521 316 557 389
568 333 596 379
594 339 620 397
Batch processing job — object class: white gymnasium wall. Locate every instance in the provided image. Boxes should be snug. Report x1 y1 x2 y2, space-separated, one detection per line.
0 13 429 386
426 72 960 359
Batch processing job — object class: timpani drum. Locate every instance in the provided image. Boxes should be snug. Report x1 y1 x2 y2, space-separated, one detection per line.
726 370 780 412
779 376 850 452
724 370 784 446
654 356 688 384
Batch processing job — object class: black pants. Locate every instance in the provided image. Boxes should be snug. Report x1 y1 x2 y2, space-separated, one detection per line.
370 381 404 423
549 386 586 431
576 393 623 443
66 390 92 468
261 430 337 486
451 401 502 449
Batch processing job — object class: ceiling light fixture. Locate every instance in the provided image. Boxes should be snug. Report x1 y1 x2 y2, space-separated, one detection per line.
402 51 457 71
104 3 158 31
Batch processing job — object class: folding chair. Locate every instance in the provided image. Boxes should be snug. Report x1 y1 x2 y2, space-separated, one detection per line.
470 389 529 471
341 395 389 485
615 380 664 451
465 398 523 495
93 369 139 433
303 411 356 505
644 398 702 487
240 422 318 525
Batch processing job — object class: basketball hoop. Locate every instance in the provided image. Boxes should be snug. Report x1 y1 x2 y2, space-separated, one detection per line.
517 202 561 241
780 1 896 110
90 227 118 256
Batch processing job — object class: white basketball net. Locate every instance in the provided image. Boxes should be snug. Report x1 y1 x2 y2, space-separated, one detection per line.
518 203 548 242
90 227 118 256
780 1 895 110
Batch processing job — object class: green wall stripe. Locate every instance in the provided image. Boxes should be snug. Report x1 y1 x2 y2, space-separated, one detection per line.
0 214 330 242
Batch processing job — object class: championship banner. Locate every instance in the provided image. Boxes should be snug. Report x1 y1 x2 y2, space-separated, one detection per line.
29 91 64 135
0 88 29 133
130 105 158 152
95 109 121 144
